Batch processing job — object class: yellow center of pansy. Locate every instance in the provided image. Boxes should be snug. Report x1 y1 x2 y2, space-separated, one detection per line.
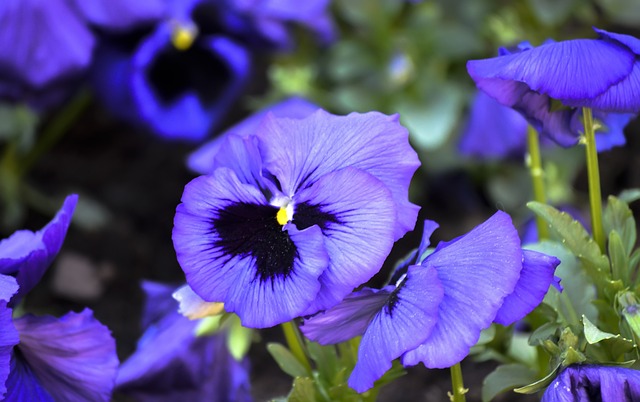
276 204 294 226
171 23 198 51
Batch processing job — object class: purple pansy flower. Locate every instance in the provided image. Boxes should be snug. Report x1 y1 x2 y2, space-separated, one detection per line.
0 0 163 108
0 195 77 304
466 29 639 147
116 281 251 402
542 365 640 402
92 1 251 141
187 97 321 174
173 110 420 328
301 212 560 392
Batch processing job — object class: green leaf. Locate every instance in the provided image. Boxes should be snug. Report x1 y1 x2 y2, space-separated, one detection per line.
527 0 577 25
609 231 630 284
508 332 538 367
288 377 317 402
514 363 562 394
583 315 617 344
595 0 640 26
195 315 223 337
603 196 636 255
529 322 560 347
307 342 339 386
482 364 538 402
527 202 610 287
267 343 309 378
617 189 640 204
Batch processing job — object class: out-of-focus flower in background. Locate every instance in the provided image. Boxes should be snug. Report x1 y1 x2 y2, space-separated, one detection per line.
0 0 163 109
116 281 252 402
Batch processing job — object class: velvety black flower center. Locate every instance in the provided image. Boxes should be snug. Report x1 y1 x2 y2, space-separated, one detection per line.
212 202 297 283
146 42 231 106
292 202 341 231
191 2 227 36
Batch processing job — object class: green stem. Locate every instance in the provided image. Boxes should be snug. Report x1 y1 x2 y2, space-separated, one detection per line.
581 107 605 252
281 321 312 374
19 89 91 176
526 125 548 240
449 363 468 402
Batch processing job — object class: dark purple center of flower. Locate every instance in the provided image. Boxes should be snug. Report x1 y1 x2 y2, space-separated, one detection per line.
213 202 297 283
146 44 231 106
384 278 407 317
292 202 341 231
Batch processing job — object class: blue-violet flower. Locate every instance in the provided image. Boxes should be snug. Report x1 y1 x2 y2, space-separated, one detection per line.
301 211 560 392
467 29 639 147
542 365 640 402
173 110 420 328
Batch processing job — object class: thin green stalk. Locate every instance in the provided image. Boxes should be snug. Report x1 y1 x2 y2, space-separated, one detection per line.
281 321 312 374
526 125 548 240
449 363 468 402
581 107 605 252
19 89 91 176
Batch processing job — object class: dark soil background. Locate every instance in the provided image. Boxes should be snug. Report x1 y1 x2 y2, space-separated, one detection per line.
14 100 640 401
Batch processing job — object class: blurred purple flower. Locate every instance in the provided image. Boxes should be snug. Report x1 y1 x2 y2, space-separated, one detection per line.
467 29 639 148
92 2 251 141
187 97 321 174
542 365 640 402
0 0 163 108
215 0 335 49
173 110 420 328
302 212 560 392
116 281 251 402
459 91 530 159
0 195 77 305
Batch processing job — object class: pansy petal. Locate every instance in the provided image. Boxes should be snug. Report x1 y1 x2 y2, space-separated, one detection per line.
140 281 180 329
569 62 640 113
593 112 633 151
301 287 393 344
173 284 224 320
417 220 440 263
595 28 640 55
402 211 522 368
494 250 560 326
173 168 270 303
349 265 444 393
13 194 77 302
542 365 640 402
0 230 42 274
257 110 420 240
187 97 320 175
209 134 266 189
71 0 165 31
0 0 94 88
224 224 328 328
459 91 529 159
13 309 118 402
0 275 19 398
467 39 633 102
131 26 250 141
4 354 54 402
294 167 397 313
